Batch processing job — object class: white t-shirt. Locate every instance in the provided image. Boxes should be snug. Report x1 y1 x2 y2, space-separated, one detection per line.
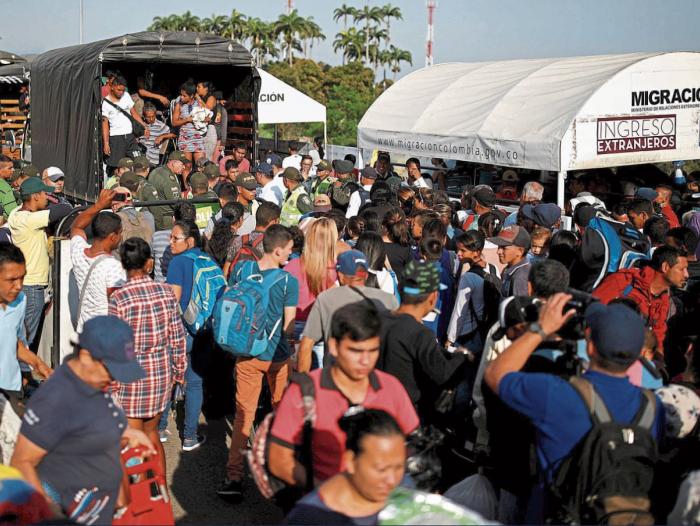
70 236 126 330
413 176 433 189
282 154 302 170
101 92 135 136
259 180 284 206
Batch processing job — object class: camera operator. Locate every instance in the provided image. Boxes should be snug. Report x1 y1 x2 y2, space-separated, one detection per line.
483 296 665 523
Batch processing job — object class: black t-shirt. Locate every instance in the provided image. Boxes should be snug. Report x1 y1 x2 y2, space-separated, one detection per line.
377 312 465 411
383 242 413 288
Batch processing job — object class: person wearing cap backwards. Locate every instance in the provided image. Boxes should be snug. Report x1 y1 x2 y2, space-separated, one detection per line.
297 250 399 372
234 171 260 235
328 160 358 213
504 181 544 227
496 169 519 201
484 297 665 523
146 150 188 231
280 167 313 227
105 157 134 190
11 316 156 525
308 159 336 199
8 177 71 351
0 154 19 219
487 225 531 297
345 167 377 219
378 260 467 419
254 162 284 206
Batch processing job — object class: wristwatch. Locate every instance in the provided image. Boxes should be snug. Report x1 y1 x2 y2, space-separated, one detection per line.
528 322 548 340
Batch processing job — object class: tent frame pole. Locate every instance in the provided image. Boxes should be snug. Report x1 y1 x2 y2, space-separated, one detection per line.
557 170 567 209
323 121 327 159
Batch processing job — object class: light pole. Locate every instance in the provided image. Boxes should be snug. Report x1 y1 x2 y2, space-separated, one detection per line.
79 0 85 44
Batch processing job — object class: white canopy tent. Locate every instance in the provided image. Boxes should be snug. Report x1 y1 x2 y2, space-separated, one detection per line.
358 51 700 206
256 68 327 147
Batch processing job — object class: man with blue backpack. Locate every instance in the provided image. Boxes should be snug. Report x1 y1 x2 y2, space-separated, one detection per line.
215 224 299 498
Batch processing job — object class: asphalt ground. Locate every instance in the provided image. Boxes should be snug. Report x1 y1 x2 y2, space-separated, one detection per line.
161 343 283 524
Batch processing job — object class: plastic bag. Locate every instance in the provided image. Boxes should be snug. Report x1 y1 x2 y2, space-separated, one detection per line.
444 473 498 521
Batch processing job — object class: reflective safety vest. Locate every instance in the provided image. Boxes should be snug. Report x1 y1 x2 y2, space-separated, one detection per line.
280 185 308 227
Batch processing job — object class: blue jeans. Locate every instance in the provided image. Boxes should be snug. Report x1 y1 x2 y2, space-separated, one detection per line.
159 332 204 441
293 320 324 370
23 285 46 350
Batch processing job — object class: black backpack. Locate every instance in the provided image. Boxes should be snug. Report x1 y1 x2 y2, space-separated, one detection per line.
547 377 658 525
468 264 503 340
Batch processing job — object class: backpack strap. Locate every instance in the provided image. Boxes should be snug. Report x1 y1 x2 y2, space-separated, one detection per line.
633 389 656 431
568 377 612 425
288 372 315 492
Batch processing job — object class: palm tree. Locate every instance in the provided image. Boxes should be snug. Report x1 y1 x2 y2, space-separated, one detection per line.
273 9 307 66
225 9 248 41
333 28 364 65
178 11 201 32
301 17 325 59
379 4 402 48
353 4 383 66
388 45 412 80
332 4 357 31
148 14 180 32
245 18 278 67
201 14 228 35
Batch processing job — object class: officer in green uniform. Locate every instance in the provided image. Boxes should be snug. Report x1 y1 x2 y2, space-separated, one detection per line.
328 159 359 213
189 172 220 230
105 157 134 190
0 155 19 219
280 167 313 227
308 160 336 198
144 150 186 231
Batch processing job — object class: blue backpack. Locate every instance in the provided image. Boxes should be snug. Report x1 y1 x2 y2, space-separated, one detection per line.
181 252 227 333
585 214 651 289
212 261 289 358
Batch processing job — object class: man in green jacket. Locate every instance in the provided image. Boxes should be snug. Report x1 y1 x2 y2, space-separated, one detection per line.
0 155 19 219
144 151 186 231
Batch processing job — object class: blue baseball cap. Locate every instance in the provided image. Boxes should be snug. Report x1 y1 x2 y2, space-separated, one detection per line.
265 153 283 167
77 316 144 383
253 162 273 176
336 250 369 276
522 203 562 229
635 187 659 201
585 303 645 365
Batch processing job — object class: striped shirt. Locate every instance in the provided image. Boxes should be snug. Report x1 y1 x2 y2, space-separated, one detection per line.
139 119 171 166
152 229 171 283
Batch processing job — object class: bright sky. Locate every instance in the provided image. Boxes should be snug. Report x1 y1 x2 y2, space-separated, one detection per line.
2 0 699 78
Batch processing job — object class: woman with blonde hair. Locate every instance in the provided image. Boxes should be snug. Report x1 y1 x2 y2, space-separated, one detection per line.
285 217 338 369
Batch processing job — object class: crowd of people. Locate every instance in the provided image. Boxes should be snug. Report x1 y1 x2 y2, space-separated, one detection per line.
2 102 700 524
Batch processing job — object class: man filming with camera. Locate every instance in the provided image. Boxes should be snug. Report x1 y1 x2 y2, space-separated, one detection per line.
484 294 665 524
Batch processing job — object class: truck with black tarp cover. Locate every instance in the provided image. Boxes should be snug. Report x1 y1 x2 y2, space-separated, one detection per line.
29 31 260 202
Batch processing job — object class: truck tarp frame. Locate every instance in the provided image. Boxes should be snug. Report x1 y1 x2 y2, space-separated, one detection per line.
30 31 259 200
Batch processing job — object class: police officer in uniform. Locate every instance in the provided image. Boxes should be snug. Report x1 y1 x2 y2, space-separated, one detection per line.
328 159 359 213
144 150 187 231
280 167 313 227
308 160 336 198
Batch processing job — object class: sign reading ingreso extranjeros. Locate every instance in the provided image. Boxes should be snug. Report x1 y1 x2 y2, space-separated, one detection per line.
596 114 676 155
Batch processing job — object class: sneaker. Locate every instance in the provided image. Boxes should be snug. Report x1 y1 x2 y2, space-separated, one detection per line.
182 434 206 452
216 478 243 497
159 429 171 443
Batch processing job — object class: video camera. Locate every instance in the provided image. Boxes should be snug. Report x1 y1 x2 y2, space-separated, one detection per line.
523 289 599 341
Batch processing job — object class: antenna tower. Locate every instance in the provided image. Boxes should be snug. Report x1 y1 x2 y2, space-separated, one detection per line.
426 0 436 67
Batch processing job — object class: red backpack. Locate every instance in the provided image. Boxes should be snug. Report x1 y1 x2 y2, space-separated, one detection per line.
227 233 264 278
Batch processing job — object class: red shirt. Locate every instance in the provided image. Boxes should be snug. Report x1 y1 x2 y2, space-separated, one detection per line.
270 368 419 481
218 156 250 176
661 204 680 229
